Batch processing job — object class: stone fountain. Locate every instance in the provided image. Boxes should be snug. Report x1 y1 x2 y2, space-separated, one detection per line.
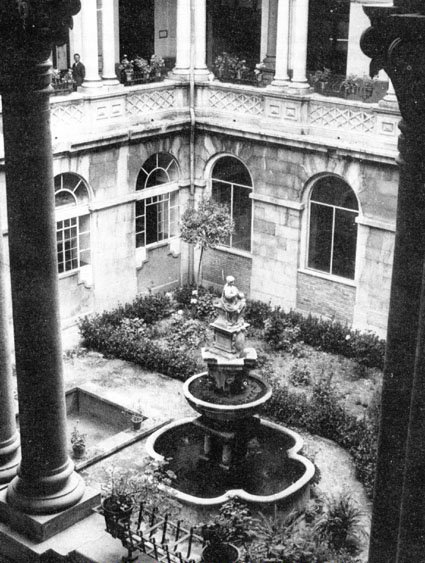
147 276 314 507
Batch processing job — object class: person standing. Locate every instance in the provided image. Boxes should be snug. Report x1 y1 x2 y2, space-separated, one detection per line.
72 53 85 89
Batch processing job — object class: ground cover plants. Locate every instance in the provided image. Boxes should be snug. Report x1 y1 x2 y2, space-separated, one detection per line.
79 286 382 499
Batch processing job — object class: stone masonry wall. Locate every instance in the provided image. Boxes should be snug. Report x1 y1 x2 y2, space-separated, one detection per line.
296 272 356 325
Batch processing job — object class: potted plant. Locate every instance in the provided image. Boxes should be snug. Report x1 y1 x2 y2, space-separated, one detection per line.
360 74 376 101
70 421 87 459
234 59 249 81
101 467 139 537
119 55 133 83
311 67 331 93
150 54 165 78
132 56 151 81
130 400 143 430
200 523 240 563
340 74 358 98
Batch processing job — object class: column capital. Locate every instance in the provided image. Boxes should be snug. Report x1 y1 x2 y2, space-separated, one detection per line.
361 7 425 132
0 0 80 92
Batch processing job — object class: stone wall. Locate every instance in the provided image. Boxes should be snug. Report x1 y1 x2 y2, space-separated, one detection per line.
296 272 356 325
194 130 398 335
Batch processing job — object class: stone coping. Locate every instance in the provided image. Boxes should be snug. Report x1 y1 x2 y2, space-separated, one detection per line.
146 416 315 507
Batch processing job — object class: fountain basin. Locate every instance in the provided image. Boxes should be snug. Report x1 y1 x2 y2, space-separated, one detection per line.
146 416 315 507
183 372 272 422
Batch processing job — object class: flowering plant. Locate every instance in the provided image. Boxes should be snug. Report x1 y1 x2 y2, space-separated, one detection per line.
132 56 151 73
150 54 165 71
71 421 86 449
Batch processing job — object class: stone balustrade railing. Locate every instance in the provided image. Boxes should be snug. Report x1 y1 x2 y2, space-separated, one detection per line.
197 82 400 158
0 80 401 159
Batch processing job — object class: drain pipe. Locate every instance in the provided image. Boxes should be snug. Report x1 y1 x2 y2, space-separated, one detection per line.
188 0 196 286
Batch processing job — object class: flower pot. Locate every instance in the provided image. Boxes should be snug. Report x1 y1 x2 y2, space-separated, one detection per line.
72 444 86 459
102 495 135 539
201 543 240 563
131 416 143 431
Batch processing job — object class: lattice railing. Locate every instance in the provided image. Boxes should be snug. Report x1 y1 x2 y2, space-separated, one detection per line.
309 102 376 134
126 89 176 116
208 89 264 116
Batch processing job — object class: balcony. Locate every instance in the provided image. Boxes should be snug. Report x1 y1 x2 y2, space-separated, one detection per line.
5 74 396 162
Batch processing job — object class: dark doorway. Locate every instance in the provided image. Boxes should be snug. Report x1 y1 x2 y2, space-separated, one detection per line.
307 0 349 75
119 0 155 60
207 0 261 68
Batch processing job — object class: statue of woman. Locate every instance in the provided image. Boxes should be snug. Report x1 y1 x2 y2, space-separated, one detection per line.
217 275 246 325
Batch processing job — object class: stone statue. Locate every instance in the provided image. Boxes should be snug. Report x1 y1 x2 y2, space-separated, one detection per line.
216 275 246 326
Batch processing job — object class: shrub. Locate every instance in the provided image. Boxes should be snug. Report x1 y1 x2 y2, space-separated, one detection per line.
168 315 210 349
314 494 365 554
263 308 385 370
173 285 217 320
263 378 378 498
264 311 302 353
245 299 272 329
289 362 312 387
78 314 201 381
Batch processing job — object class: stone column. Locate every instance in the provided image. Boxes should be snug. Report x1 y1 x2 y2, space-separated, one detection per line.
0 1 85 515
101 0 120 86
80 0 103 88
290 0 310 91
260 0 270 62
361 6 425 562
0 222 20 485
172 0 191 79
194 0 209 80
270 0 291 88
263 0 278 70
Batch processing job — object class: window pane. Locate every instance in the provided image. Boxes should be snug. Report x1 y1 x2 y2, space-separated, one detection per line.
332 209 357 279
80 249 90 267
212 156 252 186
146 200 159 245
212 181 231 246
310 177 358 210
55 191 76 207
308 202 333 273
232 185 251 251
146 168 169 187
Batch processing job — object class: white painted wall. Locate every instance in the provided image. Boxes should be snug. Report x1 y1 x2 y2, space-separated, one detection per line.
154 0 177 59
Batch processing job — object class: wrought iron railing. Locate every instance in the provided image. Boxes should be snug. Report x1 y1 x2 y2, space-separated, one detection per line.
121 70 166 87
101 502 204 563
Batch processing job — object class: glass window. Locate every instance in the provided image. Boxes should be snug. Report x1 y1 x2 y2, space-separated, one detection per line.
211 156 252 252
135 153 179 247
308 176 358 280
54 173 91 274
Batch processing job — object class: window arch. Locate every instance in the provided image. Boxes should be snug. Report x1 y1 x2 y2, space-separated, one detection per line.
135 153 180 248
307 175 359 280
54 173 91 275
211 156 252 252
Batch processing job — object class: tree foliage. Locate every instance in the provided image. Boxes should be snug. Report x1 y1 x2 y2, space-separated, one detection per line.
180 198 234 285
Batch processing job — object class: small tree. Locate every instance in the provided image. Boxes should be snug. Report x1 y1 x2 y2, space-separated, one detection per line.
180 198 234 287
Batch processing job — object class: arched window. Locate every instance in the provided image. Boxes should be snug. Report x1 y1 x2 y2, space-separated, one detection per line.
308 176 358 279
54 173 91 275
135 153 180 247
211 156 252 252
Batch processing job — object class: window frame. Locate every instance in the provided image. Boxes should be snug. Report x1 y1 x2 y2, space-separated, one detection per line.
305 177 359 282
210 156 253 254
135 153 180 249
54 173 91 278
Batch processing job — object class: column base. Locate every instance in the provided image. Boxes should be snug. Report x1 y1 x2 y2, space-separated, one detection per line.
80 79 104 90
286 81 312 94
0 433 20 485
169 68 191 81
7 462 85 516
0 484 100 543
101 77 121 87
193 68 211 82
268 79 290 91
